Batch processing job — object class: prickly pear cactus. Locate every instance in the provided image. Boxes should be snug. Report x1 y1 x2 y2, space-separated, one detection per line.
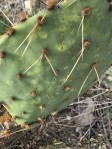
0 16 8 35
0 0 112 126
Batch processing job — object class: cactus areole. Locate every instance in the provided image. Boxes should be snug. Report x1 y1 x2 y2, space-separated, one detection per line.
0 0 112 125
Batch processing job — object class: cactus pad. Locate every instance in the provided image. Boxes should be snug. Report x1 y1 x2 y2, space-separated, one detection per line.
0 0 112 125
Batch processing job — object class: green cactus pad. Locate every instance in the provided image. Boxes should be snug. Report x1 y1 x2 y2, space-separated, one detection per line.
0 16 9 35
0 0 112 125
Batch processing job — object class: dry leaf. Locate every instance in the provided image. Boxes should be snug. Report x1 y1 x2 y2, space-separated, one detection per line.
75 98 95 126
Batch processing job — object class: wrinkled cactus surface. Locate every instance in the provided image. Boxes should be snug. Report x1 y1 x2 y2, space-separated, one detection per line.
0 0 112 125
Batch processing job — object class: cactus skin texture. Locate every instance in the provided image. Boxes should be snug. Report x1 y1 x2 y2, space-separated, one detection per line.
0 16 9 35
0 0 112 125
